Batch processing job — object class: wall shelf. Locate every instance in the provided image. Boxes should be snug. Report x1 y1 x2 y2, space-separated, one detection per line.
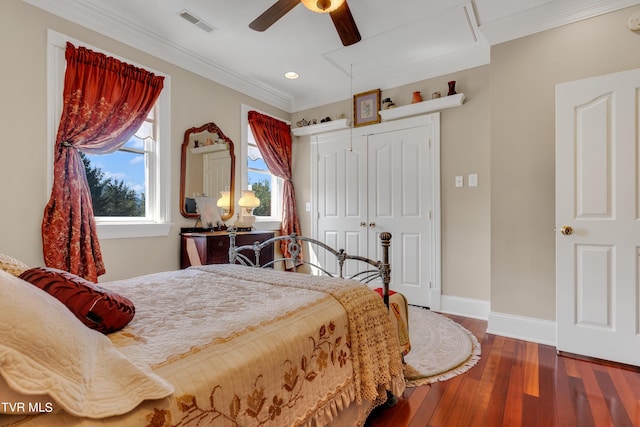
379 93 465 121
191 144 228 154
291 118 350 136
291 95 464 136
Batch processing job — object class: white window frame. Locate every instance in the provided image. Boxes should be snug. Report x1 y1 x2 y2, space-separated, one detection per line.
47 30 171 239
240 104 286 230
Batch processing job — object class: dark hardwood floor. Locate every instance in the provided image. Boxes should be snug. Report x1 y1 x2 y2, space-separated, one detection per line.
366 314 640 427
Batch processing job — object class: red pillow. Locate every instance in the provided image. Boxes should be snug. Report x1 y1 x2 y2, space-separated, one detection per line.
373 287 396 298
19 267 135 334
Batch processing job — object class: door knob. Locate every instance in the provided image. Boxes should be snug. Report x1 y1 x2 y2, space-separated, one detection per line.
560 225 573 236
360 221 367 227
369 222 376 228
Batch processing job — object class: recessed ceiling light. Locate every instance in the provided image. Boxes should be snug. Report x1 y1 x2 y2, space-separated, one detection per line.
285 71 299 79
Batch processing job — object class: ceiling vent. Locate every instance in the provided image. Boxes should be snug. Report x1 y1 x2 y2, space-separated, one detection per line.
178 9 216 33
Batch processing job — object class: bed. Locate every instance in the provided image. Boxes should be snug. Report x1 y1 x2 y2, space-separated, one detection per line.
0 232 405 427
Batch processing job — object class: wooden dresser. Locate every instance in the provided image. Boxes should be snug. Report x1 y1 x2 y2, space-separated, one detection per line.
180 229 275 268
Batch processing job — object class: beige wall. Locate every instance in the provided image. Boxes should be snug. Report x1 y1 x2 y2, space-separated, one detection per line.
490 5 640 320
0 0 287 281
291 68 492 303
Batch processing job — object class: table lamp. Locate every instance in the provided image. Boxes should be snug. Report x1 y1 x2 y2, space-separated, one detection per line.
235 190 260 229
216 191 231 217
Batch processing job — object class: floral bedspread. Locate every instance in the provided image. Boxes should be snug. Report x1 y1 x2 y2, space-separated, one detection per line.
7 265 404 427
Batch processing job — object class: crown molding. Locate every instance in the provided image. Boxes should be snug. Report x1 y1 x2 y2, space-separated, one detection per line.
21 0 293 112
22 0 638 113
480 0 640 45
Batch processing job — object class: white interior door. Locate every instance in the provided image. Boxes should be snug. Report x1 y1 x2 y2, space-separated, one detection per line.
316 133 368 276
367 127 432 307
203 151 231 198
556 68 640 366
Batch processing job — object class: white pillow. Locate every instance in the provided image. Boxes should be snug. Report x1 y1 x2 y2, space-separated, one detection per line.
0 374 59 415
0 269 174 418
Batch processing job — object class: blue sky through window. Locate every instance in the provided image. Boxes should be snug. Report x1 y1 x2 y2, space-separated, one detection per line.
248 157 269 187
86 135 146 197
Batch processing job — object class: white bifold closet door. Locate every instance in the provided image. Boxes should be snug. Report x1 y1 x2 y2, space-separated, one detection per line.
313 115 440 308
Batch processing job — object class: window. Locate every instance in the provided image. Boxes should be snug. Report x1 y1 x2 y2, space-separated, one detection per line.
247 126 282 219
241 104 283 226
84 108 156 218
48 30 171 239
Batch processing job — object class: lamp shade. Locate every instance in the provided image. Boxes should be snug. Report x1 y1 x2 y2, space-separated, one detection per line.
238 190 260 210
216 191 231 210
300 0 345 14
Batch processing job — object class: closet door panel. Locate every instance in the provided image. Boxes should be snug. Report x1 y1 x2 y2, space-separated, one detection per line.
401 140 421 217
370 142 394 218
318 150 339 218
316 134 368 260
368 126 431 306
345 148 365 218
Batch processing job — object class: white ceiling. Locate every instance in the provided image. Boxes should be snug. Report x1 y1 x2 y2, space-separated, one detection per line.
22 0 640 112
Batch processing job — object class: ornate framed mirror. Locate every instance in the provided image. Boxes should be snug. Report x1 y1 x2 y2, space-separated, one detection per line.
179 122 235 220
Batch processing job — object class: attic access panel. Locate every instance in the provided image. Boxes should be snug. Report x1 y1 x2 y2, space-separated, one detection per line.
322 3 484 83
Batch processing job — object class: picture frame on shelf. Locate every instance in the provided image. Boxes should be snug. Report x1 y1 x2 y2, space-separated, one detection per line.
353 89 381 127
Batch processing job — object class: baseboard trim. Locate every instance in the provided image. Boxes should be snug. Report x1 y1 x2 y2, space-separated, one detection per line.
487 311 556 346
433 296 558 346
437 295 490 320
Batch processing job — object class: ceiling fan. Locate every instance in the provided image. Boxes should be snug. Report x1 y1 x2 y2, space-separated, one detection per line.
249 0 361 46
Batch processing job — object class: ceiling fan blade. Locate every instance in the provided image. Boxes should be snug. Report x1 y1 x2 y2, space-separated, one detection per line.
249 0 300 32
330 1 361 46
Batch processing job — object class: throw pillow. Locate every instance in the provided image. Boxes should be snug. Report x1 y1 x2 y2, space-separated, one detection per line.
0 253 29 277
0 269 173 418
19 267 135 334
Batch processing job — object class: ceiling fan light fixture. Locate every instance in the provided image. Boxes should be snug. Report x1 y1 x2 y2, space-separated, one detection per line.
300 0 345 14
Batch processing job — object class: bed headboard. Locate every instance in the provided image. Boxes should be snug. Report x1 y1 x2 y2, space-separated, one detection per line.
227 229 392 307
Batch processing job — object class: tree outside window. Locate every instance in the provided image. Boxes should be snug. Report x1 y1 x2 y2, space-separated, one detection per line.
84 109 156 217
247 126 281 218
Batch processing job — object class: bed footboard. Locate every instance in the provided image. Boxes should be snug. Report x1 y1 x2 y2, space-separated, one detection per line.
228 228 392 307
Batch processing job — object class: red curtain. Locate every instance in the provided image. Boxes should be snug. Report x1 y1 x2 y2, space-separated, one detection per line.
42 42 164 282
247 111 302 259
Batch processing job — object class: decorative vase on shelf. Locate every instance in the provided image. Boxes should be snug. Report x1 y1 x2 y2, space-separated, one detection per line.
411 91 422 103
447 81 457 96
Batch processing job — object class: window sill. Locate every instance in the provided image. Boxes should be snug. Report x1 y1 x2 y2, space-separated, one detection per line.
96 222 172 240
253 220 281 232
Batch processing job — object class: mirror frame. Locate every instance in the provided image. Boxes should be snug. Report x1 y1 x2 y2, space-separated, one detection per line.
179 122 235 220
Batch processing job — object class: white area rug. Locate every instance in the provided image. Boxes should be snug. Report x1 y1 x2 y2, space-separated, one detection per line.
403 306 481 387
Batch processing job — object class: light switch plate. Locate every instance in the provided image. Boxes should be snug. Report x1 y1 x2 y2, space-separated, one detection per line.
468 173 478 187
455 176 464 188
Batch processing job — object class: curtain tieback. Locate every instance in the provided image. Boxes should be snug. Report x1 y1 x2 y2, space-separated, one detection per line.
61 141 75 148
